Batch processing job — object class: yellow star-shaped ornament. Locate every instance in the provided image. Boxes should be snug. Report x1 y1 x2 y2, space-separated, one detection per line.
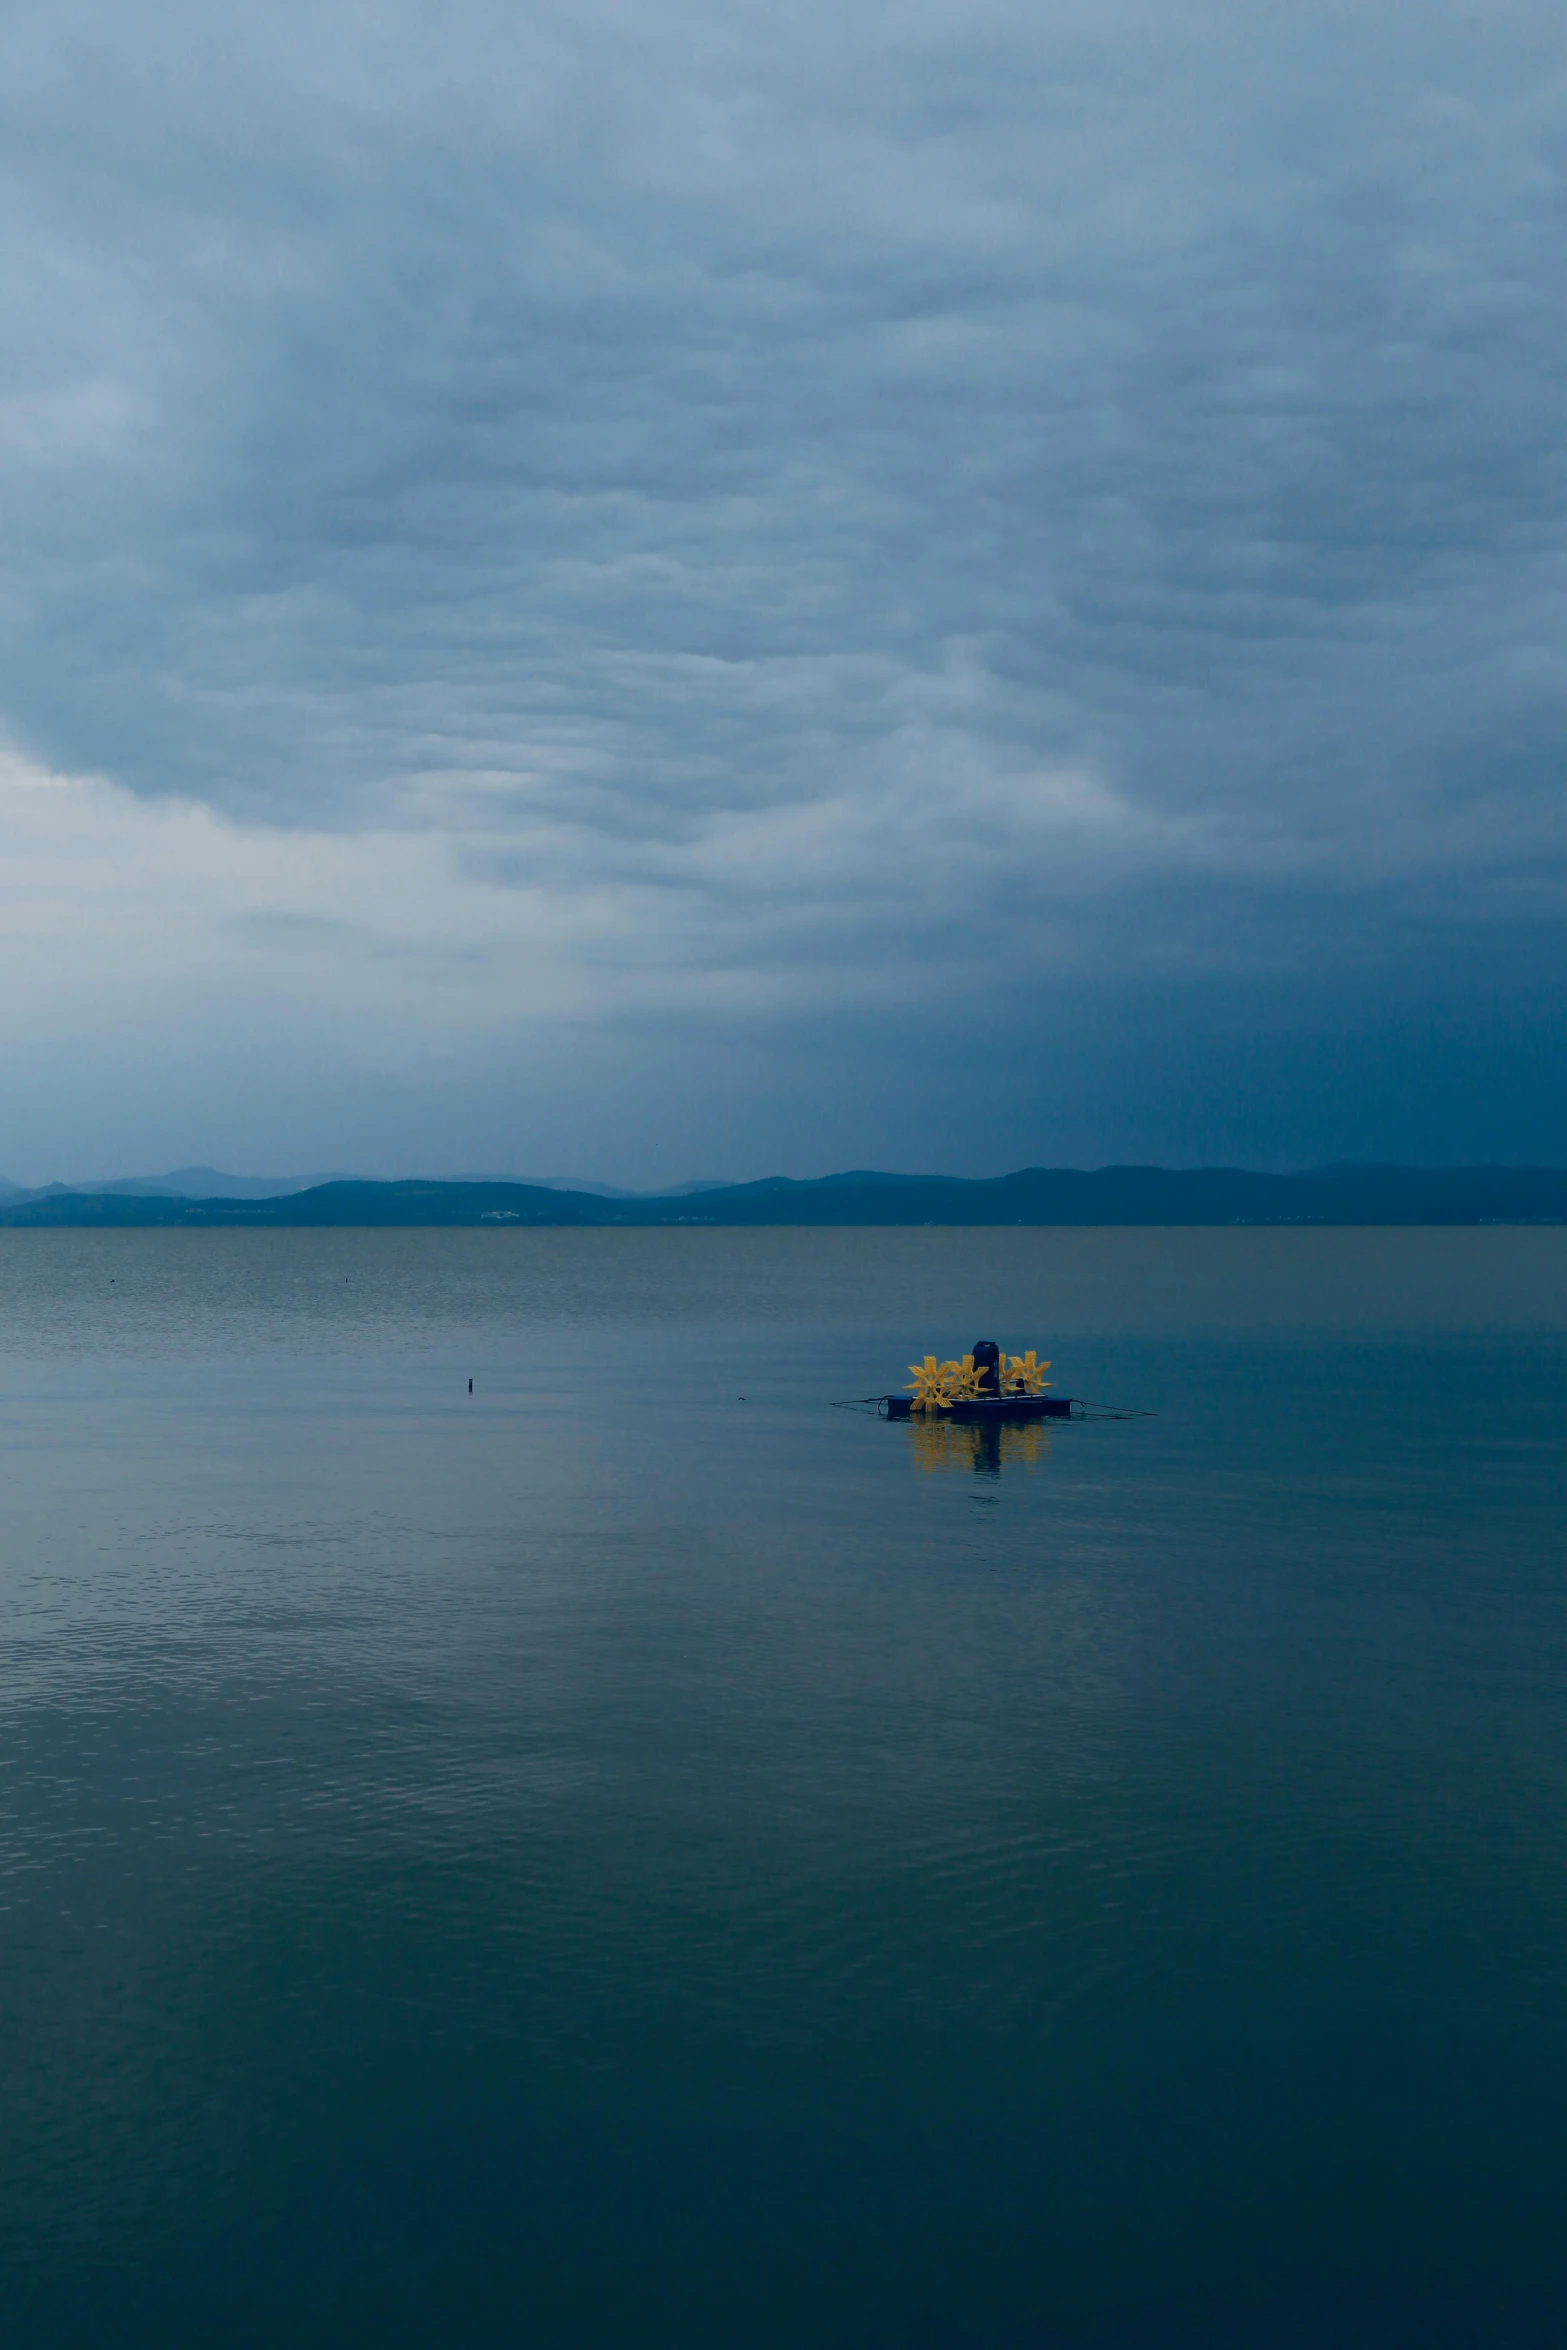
906 1355 954 1411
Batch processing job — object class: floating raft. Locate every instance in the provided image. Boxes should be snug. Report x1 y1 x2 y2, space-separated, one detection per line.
887 1342 1068 1422
885 1392 1073 1421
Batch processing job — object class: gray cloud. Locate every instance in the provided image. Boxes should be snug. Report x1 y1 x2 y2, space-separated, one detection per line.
1 0 1564 1176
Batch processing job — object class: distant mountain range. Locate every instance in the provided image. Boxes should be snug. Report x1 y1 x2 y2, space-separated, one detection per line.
0 1167 730 1205
0 1166 360 1203
0 1166 1563 1226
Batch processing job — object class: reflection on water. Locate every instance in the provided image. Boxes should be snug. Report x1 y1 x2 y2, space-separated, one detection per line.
904 1413 1053 1474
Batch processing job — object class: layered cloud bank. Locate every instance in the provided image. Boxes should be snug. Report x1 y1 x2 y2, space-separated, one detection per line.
2 1 1564 1178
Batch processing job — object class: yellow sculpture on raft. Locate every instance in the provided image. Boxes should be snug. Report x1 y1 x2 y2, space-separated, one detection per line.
908 1348 1052 1407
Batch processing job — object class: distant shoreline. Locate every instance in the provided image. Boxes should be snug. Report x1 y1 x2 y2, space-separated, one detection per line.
0 1167 1563 1229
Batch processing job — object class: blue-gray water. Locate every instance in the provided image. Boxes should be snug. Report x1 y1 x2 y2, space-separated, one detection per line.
2 1227 1566 2347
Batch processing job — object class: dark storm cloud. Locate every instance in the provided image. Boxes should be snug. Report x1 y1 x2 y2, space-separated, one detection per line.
1 0 1564 1173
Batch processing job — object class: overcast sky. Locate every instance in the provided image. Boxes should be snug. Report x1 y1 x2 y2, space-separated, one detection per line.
1 0 1563 1183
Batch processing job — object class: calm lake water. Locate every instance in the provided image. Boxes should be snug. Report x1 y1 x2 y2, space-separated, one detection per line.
2 1226 1565 2347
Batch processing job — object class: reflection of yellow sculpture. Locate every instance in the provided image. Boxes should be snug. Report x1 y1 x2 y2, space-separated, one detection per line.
908 1414 960 1471
906 1417 1051 1473
1003 1351 1051 1395
1000 1420 1050 1468
907 1355 955 1411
